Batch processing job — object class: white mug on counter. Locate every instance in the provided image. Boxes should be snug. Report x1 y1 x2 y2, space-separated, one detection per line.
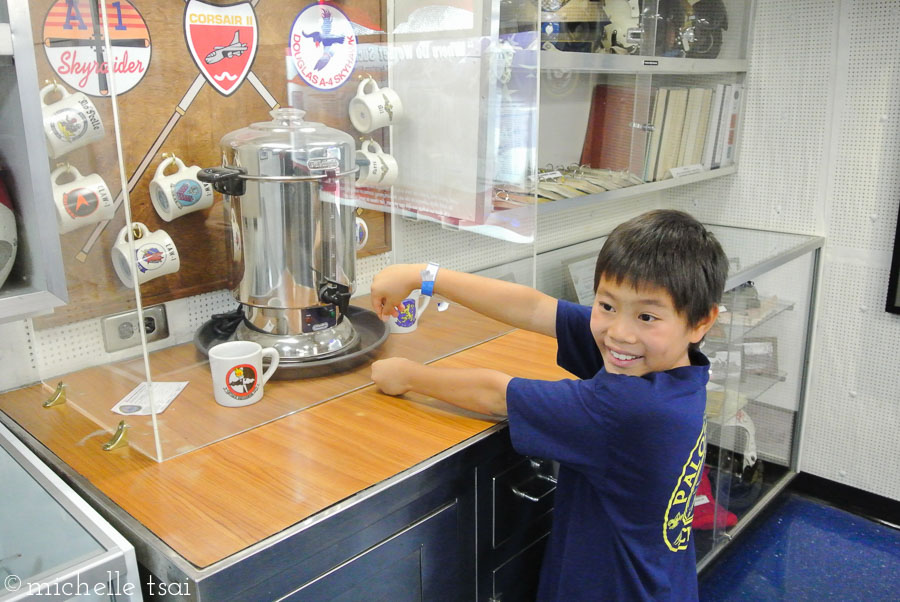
208 341 280 407
111 222 180 287
348 77 404 133
40 84 105 158
50 165 116 234
150 156 215 222
390 288 431 334
356 140 398 189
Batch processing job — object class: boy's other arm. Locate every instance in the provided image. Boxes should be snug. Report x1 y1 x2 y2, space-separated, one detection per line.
371 357 511 417
370 264 558 338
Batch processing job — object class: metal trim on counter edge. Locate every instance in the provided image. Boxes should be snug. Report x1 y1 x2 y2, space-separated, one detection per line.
0 420 139 600
0 410 506 601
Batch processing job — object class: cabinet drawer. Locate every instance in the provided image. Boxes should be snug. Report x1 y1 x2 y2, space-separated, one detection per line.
492 457 556 549
286 501 463 601
491 533 549 602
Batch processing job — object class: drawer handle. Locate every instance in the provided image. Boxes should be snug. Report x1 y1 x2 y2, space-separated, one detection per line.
510 485 541 503
529 458 558 485
536 473 557 485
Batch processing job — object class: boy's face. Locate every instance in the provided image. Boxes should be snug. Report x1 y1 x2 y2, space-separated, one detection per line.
590 276 717 377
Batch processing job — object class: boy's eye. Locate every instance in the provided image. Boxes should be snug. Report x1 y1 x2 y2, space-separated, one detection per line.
599 302 614 312
638 313 657 322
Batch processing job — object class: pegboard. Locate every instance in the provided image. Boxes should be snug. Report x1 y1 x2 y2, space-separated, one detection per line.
825 0 900 252
0 320 39 392
32 314 109 379
801 258 900 500
667 0 838 235
668 0 900 502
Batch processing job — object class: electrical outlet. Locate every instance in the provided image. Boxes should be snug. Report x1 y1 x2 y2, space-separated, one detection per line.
101 305 169 353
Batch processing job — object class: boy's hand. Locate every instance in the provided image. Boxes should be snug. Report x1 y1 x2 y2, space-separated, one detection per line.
370 264 422 320
371 357 417 396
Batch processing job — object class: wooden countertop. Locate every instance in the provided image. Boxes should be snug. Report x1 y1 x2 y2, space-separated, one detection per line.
0 312 570 569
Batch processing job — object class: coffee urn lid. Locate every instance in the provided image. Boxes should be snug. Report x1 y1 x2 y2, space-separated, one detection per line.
220 108 355 172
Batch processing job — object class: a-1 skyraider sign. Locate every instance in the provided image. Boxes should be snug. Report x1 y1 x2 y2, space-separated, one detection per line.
42 0 151 96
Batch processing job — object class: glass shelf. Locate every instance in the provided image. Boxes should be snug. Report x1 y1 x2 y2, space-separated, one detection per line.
394 166 738 244
709 227 824 291
715 299 796 341
540 51 748 75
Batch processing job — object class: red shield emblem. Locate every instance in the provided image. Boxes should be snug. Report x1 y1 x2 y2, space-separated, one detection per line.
184 0 258 96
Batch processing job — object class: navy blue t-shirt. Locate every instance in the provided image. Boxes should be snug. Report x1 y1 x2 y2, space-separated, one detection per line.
506 300 709 601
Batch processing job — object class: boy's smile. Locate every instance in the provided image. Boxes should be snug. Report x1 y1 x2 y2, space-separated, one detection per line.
590 276 717 377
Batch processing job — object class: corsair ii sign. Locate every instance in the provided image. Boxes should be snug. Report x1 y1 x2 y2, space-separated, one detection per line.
184 0 258 96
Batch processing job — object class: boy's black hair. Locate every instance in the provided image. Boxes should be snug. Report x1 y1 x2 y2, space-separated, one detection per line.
593 210 728 338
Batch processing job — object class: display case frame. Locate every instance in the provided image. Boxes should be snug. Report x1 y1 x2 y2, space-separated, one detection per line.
0 0 541 463
0 0 68 322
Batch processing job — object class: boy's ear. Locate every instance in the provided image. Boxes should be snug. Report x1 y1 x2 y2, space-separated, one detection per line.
689 305 720 344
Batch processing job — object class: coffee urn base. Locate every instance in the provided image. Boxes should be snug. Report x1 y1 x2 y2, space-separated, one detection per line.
194 306 389 380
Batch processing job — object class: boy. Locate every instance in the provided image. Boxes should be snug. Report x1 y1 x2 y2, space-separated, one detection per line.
370 210 729 601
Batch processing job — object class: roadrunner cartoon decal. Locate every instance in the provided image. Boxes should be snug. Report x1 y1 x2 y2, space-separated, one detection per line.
225 364 258 400
663 419 706 551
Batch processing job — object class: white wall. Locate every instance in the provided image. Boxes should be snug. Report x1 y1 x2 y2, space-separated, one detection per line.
670 0 900 501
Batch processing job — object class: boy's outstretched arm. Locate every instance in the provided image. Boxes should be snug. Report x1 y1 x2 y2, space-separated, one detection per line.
370 264 558 338
372 357 511 417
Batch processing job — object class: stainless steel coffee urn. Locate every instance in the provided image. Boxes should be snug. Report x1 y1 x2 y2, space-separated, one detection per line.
199 108 361 366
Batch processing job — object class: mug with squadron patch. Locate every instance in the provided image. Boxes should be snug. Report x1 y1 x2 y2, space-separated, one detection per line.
208 341 280 408
40 84 105 159
356 139 398 188
150 156 214 222
111 222 180 287
348 77 404 133
50 165 115 234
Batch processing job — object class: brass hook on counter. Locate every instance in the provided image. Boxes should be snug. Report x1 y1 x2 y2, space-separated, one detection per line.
42 382 66 408
102 421 129 451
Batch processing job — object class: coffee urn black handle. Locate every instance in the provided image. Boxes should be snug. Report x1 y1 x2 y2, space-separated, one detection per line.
198 166 247 196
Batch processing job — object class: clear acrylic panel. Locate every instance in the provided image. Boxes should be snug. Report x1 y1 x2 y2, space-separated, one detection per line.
4 0 167 459
0 0 540 462
700 239 818 558
537 0 752 61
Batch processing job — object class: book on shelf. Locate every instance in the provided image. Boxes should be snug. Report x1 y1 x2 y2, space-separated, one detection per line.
719 83 743 167
679 87 714 168
653 87 688 181
702 83 727 170
580 84 637 173
713 83 741 169
643 87 669 181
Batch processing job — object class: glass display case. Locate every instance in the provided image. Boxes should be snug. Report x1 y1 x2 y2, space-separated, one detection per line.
697 227 821 568
536 0 753 214
0 0 539 461
0 420 141 601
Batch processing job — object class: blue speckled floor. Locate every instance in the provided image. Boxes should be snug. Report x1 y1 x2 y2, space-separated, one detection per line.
699 494 900 601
